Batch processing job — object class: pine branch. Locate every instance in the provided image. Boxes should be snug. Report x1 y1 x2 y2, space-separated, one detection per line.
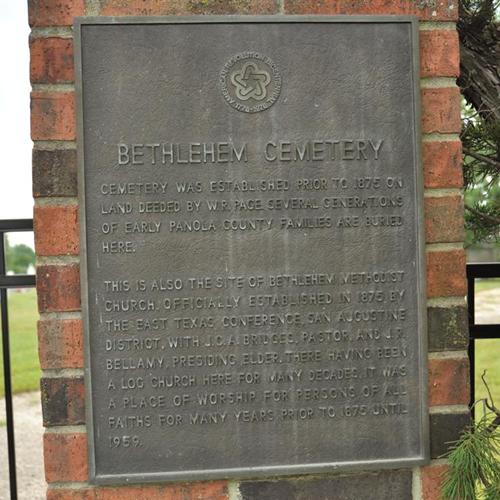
458 0 500 124
441 373 500 499
481 371 500 434
481 371 498 411
463 148 500 170
465 204 500 225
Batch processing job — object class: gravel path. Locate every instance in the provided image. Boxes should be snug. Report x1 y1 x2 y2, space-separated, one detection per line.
474 288 500 325
0 391 45 500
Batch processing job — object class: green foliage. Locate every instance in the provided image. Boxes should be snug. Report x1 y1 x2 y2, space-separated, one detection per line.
460 0 499 24
464 181 500 246
462 117 500 189
4 236 35 274
442 375 500 499
462 106 500 246
459 0 500 245
442 418 500 499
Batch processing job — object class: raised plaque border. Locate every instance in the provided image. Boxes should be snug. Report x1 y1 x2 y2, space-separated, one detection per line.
74 15 429 485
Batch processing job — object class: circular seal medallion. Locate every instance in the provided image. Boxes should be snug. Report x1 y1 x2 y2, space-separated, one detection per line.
220 52 281 113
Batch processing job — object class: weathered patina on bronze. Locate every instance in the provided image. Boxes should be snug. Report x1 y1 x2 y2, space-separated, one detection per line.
75 16 428 484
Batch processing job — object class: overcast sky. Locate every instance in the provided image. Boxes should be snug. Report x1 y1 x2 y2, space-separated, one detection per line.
0 2 34 246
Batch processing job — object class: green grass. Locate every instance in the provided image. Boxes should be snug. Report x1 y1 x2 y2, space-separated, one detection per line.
474 340 500 498
474 280 500 408
475 339 500 418
475 278 500 293
0 289 40 397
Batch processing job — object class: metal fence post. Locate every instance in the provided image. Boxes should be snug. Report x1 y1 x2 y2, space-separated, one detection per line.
466 262 500 416
0 219 36 500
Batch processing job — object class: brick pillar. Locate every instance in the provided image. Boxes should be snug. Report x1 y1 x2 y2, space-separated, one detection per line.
30 1 468 499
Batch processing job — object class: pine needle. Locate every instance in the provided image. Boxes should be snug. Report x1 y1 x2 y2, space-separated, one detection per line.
441 373 500 500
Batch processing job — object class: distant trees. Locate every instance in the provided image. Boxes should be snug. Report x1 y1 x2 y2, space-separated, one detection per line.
5 237 35 274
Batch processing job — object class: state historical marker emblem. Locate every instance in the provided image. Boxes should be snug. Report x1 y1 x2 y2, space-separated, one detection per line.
220 52 281 113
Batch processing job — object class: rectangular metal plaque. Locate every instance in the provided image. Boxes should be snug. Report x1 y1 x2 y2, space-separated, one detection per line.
75 16 428 484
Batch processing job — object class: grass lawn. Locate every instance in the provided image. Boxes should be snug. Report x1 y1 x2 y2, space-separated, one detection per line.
0 289 40 398
474 338 500 418
475 277 500 293
474 340 500 497
473 279 500 415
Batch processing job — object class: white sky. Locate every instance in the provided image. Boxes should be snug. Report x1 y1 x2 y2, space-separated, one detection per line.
0 2 34 247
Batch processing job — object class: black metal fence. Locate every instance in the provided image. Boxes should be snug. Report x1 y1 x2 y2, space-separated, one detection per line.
467 262 500 409
1 219 36 500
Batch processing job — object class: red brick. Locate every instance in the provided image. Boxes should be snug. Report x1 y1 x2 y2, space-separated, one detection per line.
284 0 458 20
41 377 85 426
47 490 95 500
429 357 470 406
425 196 465 243
31 91 75 141
427 250 467 298
420 30 460 78
423 141 463 189
422 87 461 134
29 0 85 27
30 37 74 84
38 318 84 369
421 464 449 500
44 433 88 482
34 205 79 256
431 411 470 458
33 149 78 197
98 483 228 500
47 482 229 500
100 0 279 15
37 264 81 313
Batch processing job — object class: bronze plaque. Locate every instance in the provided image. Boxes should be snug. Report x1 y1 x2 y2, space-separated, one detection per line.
75 17 428 484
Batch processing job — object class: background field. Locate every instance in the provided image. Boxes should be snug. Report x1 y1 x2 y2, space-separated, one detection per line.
475 277 500 293
473 279 500 416
0 289 40 398
474 339 500 418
